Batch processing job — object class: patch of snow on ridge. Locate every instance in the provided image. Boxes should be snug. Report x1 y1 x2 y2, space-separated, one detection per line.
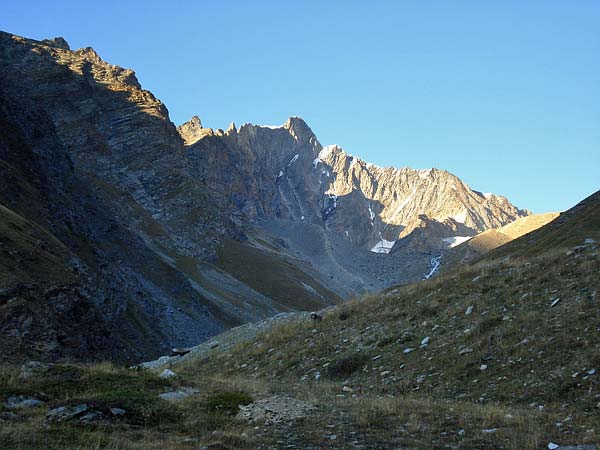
312 158 321 168
261 125 283 129
453 209 468 224
442 236 473 248
483 193 494 199
371 239 396 254
276 171 283 178
288 154 299 166
424 255 441 279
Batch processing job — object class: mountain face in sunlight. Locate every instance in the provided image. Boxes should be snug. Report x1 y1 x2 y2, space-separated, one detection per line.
0 32 528 362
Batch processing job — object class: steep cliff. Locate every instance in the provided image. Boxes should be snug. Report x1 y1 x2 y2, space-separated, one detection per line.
0 32 338 362
179 117 529 255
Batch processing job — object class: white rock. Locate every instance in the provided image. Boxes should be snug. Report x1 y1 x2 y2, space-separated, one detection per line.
421 336 430 346
481 428 497 434
548 443 559 450
403 348 414 354
6 396 44 409
159 369 177 379
158 387 198 402
110 408 126 417
465 305 474 315
480 364 488 371
550 298 561 307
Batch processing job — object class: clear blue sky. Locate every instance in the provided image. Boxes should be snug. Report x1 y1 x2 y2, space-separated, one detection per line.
3 1 599 213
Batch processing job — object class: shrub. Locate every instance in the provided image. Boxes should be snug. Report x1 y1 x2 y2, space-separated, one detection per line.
326 354 369 379
205 391 253 416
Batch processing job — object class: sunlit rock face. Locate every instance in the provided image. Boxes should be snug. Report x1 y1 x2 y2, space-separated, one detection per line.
181 117 529 254
0 31 528 363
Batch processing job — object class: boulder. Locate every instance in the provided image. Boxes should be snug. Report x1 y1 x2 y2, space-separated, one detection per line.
5 395 45 409
158 387 198 402
20 361 53 379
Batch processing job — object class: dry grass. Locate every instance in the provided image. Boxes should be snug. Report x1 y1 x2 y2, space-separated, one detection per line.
1 239 598 449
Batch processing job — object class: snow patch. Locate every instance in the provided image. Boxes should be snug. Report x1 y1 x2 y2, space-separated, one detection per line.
261 125 283 129
276 171 283 178
442 236 473 248
424 255 441 279
367 204 375 226
287 154 299 166
483 192 494 199
312 158 321 168
329 193 338 208
370 239 396 254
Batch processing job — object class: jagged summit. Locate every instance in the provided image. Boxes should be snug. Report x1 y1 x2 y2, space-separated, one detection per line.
41 36 70 50
177 115 204 144
175 108 528 255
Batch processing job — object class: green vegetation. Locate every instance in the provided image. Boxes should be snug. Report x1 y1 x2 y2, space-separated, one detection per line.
205 391 253 416
217 238 342 310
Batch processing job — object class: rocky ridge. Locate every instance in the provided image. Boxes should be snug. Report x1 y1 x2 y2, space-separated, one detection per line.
0 31 530 362
179 117 529 255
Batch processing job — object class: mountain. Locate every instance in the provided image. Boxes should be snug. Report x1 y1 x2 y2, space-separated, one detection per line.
0 31 528 363
180 117 529 254
3 192 594 449
441 212 560 267
128 191 597 450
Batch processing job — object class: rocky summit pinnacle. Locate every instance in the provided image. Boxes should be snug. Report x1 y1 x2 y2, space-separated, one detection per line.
41 36 70 50
177 115 204 144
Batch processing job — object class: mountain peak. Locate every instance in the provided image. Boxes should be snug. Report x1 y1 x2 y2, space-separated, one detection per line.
283 116 315 143
177 115 204 145
41 36 70 50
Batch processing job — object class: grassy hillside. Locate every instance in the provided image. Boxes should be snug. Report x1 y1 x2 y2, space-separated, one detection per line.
483 190 599 261
217 238 343 311
442 212 560 268
2 193 597 449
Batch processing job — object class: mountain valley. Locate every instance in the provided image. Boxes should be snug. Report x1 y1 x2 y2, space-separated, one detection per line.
0 30 598 450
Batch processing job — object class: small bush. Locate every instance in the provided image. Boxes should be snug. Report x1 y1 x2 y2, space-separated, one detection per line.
205 391 253 416
338 310 351 321
326 354 369 379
